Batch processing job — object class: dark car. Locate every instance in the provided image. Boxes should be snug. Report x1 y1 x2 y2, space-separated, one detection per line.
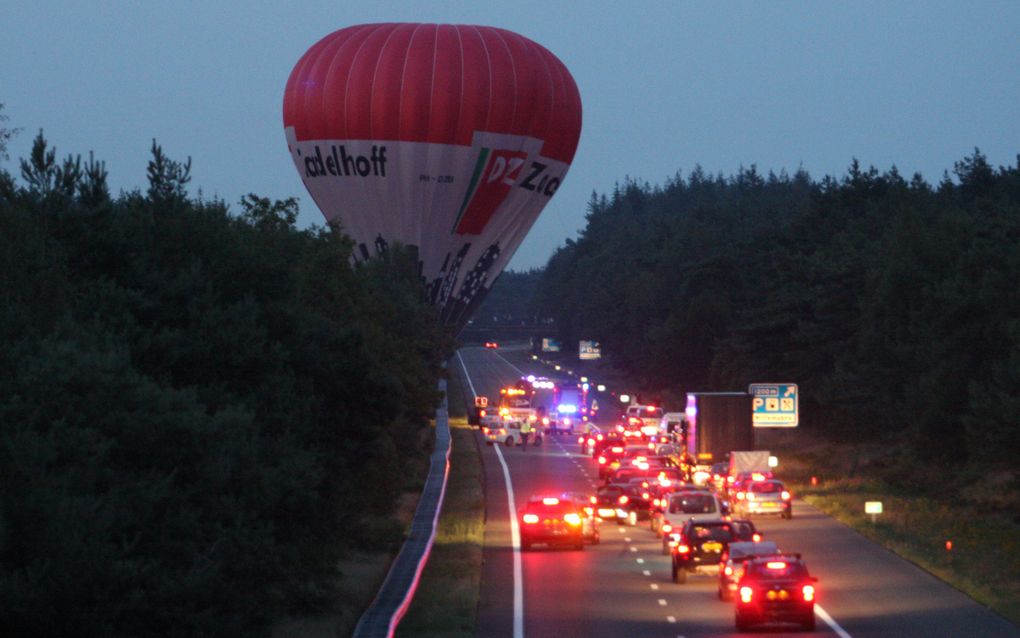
730 518 762 542
595 484 634 526
718 540 779 600
659 491 726 554
671 519 735 583
735 555 818 631
519 496 585 550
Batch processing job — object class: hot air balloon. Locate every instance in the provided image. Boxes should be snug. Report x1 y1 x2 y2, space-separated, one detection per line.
283 23 582 331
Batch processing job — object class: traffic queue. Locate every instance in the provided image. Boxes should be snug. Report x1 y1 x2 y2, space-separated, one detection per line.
514 407 817 633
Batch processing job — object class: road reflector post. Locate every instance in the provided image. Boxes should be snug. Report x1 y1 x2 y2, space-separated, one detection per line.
810 476 818 486
865 501 883 524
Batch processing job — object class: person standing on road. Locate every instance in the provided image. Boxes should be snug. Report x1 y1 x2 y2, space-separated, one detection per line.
520 419 533 448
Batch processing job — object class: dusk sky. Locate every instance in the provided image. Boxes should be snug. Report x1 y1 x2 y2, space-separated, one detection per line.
3 1 1019 270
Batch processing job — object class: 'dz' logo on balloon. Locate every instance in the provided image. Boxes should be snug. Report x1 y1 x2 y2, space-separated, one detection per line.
451 149 527 235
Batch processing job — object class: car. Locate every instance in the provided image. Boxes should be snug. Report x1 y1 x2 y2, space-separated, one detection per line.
519 496 585 551
484 341 499 349
482 420 544 447
671 519 735 583
729 518 762 543
734 479 792 519
718 540 779 600
560 491 601 544
659 490 727 554
596 444 629 479
595 484 640 526
734 554 818 631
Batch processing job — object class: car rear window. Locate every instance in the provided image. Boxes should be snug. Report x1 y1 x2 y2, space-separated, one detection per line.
750 481 783 493
670 493 717 514
749 560 808 578
689 524 733 542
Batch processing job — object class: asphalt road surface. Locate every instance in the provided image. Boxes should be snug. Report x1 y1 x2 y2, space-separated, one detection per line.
455 346 1020 638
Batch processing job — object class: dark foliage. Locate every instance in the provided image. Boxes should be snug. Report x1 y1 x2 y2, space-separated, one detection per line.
534 153 1020 473
0 133 452 636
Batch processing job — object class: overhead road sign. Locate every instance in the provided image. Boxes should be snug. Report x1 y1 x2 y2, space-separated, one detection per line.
748 383 799 427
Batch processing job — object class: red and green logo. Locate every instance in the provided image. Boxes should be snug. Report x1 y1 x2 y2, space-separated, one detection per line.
451 148 527 235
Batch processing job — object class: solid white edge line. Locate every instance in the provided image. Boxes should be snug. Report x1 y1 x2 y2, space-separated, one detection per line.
457 349 524 638
815 605 853 638
494 443 524 638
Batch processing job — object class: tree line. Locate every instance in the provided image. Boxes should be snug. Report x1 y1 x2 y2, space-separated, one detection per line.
533 152 1020 484
0 118 452 636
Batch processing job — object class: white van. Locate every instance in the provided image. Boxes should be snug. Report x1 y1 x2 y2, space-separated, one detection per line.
482 420 544 447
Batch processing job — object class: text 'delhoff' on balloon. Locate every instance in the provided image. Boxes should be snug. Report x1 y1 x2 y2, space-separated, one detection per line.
283 23 582 331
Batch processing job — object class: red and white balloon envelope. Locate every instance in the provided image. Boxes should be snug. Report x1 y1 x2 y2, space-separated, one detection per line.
283 23 582 330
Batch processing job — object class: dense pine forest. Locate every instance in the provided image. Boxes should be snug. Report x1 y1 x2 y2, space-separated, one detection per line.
0 120 452 636
533 153 1020 485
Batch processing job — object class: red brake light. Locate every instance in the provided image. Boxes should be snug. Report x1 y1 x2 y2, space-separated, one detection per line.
642 492 650 500
598 456 607 465
677 544 690 554
803 584 815 602
542 497 560 505
618 495 629 504
736 492 745 500
752 533 762 542
724 565 733 576
739 586 753 603
611 446 623 453
563 512 582 526
522 514 539 524
589 496 597 504
577 436 584 444
661 523 672 533
766 561 787 570
781 490 791 500
596 434 604 441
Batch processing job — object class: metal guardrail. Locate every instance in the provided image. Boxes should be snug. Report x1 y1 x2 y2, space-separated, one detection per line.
352 379 452 638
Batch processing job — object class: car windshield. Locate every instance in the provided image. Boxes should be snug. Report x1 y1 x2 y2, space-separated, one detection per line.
750 481 783 494
670 493 717 514
749 560 808 579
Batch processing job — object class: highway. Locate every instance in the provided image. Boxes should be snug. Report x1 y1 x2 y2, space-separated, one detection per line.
456 346 1020 638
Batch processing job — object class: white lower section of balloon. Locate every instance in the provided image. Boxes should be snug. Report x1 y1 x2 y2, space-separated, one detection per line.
285 127 570 323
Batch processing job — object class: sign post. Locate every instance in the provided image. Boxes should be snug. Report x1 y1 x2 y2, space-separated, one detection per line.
748 383 799 427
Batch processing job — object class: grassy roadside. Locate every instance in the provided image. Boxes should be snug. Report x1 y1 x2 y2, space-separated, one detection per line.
757 430 1020 625
394 362 486 637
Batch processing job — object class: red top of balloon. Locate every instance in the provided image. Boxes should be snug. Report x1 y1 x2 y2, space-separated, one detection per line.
283 23 582 164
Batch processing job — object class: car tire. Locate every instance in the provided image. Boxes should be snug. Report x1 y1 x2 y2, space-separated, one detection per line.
735 614 750 632
671 561 679 583
803 613 815 631
505 437 514 447
674 565 686 584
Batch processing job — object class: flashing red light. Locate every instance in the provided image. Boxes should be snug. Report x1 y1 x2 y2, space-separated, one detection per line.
522 514 539 524
618 495 629 505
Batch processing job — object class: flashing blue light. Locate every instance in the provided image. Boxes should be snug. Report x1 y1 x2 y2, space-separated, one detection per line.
557 404 578 414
